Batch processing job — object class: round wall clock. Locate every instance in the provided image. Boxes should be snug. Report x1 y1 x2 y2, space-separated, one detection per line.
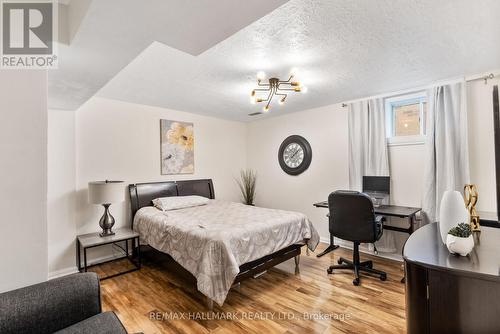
278 135 312 175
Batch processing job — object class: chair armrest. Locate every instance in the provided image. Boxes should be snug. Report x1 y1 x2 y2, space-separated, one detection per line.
375 215 386 224
0 272 102 334
374 215 385 240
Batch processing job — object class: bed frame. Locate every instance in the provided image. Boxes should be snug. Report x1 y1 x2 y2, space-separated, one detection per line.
128 179 302 307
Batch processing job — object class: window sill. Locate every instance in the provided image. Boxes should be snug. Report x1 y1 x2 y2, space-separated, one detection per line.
387 135 426 147
388 141 425 147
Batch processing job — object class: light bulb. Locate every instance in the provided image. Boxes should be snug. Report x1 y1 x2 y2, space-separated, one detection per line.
251 90 256 97
257 71 266 80
263 105 270 112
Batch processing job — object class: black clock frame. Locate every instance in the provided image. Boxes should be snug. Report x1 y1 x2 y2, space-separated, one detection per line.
278 135 312 175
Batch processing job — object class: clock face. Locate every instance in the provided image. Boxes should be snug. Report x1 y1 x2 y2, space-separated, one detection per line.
283 143 305 168
278 135 312 175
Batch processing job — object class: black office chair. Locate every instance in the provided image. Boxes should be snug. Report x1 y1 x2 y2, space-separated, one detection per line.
326 190 387 285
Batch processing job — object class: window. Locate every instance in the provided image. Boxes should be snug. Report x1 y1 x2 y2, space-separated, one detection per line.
385 92 427 145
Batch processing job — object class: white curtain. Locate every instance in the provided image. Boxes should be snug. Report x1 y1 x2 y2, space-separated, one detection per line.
422 82 470 225
348 98 389 189
348 98 395 252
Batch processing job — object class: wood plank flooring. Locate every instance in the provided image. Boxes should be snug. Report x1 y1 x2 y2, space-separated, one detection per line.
99 243 406 334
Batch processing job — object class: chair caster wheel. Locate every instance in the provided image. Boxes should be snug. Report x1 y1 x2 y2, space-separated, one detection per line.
380 274 387 281
337 259 342 265
366 262 373 269
353 278 360 286
327 268 333 274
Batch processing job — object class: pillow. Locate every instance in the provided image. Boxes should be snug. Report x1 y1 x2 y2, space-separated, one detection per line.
152 195 209 211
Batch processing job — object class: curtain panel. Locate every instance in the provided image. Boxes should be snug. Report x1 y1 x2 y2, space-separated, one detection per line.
348 98 389 190
348 98 394 252
422 82 470 224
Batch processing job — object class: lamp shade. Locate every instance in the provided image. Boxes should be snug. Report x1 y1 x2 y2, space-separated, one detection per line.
88 181 124 205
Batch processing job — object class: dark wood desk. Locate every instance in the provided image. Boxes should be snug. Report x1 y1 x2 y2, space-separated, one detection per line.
313 200 421 257
404 223 500 334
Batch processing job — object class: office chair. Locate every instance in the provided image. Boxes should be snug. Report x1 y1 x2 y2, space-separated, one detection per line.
326 190 387 286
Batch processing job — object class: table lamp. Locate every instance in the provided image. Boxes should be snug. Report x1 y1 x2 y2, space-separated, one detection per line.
88 180 124 237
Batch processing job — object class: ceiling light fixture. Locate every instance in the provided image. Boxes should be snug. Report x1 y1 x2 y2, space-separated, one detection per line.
248 70 306 116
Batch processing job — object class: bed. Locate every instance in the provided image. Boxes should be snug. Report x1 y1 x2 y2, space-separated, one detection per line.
129 179 319 307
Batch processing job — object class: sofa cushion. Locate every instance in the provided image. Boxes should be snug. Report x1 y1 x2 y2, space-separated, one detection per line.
54 312 127 334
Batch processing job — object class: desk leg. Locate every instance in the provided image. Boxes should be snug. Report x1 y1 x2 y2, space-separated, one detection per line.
316 234 339 258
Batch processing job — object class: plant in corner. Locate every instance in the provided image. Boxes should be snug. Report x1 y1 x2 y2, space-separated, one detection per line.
446 223 474 256
236 169 257 206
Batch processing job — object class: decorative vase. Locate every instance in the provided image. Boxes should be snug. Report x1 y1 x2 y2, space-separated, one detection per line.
446 234 474 256
439 190 469 244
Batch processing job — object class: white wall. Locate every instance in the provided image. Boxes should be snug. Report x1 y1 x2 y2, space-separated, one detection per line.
68 97 247 266
48 109 76 277
246 79 499 254
247 104 349 240
0 70 48 292
45 76 499 275
245 104 424 251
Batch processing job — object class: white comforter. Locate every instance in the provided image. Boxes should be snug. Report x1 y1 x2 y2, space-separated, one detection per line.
133 200 319 306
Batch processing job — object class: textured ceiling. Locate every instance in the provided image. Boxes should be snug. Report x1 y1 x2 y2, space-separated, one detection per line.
52 0 500 122
48 0 288 110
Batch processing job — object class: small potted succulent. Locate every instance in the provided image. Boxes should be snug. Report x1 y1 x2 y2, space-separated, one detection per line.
446 223 474 256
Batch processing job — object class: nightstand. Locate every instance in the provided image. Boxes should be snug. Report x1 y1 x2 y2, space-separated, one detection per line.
76 227 141 280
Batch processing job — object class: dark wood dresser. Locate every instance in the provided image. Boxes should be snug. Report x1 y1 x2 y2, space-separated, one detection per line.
403 223 500 334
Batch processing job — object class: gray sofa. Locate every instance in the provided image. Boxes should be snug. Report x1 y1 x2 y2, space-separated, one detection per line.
0 272 127 334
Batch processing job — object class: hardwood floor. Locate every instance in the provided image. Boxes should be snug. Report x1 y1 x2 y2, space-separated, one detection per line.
99 243 406 334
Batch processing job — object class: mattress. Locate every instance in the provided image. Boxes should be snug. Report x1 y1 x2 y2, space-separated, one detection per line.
133 199 319 306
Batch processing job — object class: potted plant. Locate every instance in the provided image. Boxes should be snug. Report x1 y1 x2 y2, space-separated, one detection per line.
236 169 257 206
446 223 474 256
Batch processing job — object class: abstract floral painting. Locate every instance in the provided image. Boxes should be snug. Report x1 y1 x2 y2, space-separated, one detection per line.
160 120 194 174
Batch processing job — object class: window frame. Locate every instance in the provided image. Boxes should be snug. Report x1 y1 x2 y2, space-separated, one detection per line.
385 91 427 146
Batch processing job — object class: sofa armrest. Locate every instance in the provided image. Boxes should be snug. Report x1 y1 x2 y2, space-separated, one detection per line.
0 272 102 334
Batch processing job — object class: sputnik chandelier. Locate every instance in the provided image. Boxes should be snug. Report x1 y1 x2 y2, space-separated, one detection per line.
249 69 307 116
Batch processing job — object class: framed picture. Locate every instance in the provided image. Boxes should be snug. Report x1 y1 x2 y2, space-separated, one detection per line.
160 119 194 174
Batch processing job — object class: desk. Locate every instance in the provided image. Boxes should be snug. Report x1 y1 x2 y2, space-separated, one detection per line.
404 223 500 333
313 201 421 257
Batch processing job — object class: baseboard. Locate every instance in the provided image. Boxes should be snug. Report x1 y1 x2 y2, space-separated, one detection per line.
48 266 78 279
318 238 403 262
48 252 129 279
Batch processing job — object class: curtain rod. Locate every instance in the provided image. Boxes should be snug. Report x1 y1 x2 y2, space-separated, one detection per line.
341 72 498 107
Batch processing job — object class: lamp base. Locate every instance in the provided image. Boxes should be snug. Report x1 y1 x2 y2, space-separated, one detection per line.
99 230 115 237
99 203 116 238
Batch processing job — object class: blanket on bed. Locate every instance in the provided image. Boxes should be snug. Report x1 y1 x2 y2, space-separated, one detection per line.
133 200 319 306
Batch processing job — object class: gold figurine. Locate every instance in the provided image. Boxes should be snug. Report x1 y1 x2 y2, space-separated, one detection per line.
464 184 480 231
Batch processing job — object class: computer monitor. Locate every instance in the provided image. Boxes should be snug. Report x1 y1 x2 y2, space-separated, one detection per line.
363 176 390 207
362 176 390 194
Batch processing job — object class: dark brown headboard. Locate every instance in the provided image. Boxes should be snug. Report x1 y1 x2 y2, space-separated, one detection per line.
128 179 215 226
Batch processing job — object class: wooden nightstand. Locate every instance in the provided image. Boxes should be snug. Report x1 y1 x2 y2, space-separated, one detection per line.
76 227 141 280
